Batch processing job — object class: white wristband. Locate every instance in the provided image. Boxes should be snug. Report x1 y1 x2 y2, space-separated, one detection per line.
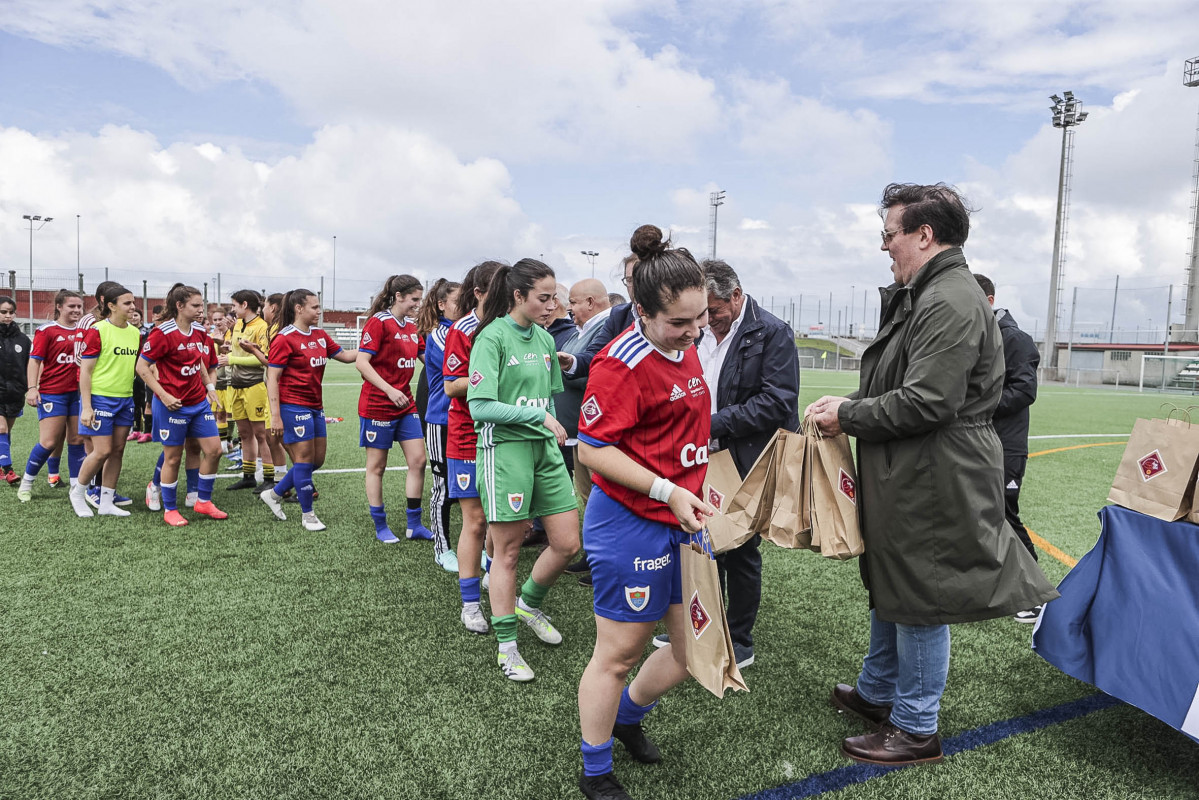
649 476 676 504
206 383 216 392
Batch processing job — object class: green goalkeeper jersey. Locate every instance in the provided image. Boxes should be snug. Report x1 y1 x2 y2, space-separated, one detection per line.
467 315 563 448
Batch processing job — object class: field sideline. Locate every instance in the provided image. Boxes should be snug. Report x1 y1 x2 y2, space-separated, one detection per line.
1 364 1196 799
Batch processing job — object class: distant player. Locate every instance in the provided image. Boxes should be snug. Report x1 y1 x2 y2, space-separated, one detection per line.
0 296 31 485
259 288 358 532
467 259 581 682
222 290 275 493
356 274 433 544
575 225 716 800
444 260 502 635
18 289 86 501
137 283 229 527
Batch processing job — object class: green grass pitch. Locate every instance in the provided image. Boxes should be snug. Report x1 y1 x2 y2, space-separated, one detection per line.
1 364 1196 799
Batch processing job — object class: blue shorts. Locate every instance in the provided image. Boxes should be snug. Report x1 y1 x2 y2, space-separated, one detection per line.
37 391 81 420
448 457 479 499
281 403 327 445
359 413 422 449
152 398 219 446
79 395 135 437
585 485 684 623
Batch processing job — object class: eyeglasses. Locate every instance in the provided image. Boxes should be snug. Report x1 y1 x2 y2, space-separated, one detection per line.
880 228 903 244
621 275 633 287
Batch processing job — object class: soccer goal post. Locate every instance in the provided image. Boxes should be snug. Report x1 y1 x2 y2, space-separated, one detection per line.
1139 353 1199 392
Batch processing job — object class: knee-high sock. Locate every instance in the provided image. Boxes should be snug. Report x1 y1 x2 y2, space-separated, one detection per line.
186 467 199 495
47 455 61 476
198 473 215 502
67 443 85 480
153 451 164 486
0 432 11 468
161 480 178 511
273 465 296 496
293 463 314 513
24 442 52 478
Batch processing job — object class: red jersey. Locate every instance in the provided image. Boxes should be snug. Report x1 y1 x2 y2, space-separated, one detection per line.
140 320 218 406
30 323 83 395
577 322 712 526
357 311 423 420
268 325 343 409
444 311 480 460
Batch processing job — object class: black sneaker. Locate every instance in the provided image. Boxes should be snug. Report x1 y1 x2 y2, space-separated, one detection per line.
564 555 591 575
733 644 754 670
1013 605 1043 624
578 572 594 587
612 722 661 764
226 476 258 491
579 772 633 800
252 480 276 495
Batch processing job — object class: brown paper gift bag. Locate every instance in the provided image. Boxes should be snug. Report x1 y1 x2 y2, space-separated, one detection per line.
679 528 748 697
1109 417 1199 521
706 435 780 554
762 430 812 549
802 416 864 560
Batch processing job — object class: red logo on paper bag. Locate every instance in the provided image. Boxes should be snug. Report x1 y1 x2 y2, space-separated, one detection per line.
707 486 725 509
689 591 712 639
1139 450 1167 481
838 468 856 504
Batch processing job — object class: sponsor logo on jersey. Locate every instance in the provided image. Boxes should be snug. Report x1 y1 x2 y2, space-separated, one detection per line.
1139 450 1167 481
689 591 712 639
515 396 549 408
56 335 65 342
293 426 306 437
177 343 186 350
56 353 75 364
681 442 709 468
624 586 650 612
365 430 377 442
543 354 552 371
181 364 202 377
446 354 462 371
309 356 327 368
469 370 484 387
669 384 686 402
112 346 139 356
168 417 187 424
633 555 670 571
362 332 372 346
707 486 725 509
507 356 520 367
838 469 856 504
396 357 417 369
142 342 152 353
523 352 539 362
580 395 602 426
457 472 471 490
688 376 705 397
508 492 524 512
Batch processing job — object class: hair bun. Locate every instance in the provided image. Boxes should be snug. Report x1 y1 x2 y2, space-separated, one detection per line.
629 224 669 259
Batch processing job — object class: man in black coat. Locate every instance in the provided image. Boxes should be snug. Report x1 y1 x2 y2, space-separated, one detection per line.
975 275 1040 603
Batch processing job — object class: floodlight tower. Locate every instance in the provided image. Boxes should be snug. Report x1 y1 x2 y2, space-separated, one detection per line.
22 214 53 325
1181 58 1199 341
580 250 598 278
1043 92 1088 370
709 190 726 259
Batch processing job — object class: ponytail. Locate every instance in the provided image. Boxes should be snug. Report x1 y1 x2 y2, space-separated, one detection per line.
158 283 201 323
458 260 504 315
367 274 422 318
417 278 460 335
96 283 133 320
278 288 316 332
476 258 555 332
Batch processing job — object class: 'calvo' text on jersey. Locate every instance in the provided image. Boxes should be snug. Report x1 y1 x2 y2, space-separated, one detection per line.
515 396 550 408
680 442 709 468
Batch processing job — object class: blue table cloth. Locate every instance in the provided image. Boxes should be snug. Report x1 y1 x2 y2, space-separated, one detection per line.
1032 505 1199 743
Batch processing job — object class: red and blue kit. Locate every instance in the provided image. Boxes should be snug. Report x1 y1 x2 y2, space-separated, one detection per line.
268 325 343 410
30 323 83 418
140 320 220 445
444 312 481 499
358 311 423 420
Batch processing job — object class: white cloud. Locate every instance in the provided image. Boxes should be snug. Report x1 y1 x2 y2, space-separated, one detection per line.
740 218 770 230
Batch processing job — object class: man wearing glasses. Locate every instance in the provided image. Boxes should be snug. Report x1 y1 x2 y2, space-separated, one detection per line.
806 183 1056 767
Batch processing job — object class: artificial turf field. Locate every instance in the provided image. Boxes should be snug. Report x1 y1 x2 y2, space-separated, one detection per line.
2 363 1197 799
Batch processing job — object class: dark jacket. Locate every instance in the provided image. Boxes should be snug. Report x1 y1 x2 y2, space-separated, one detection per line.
555 311 613 438
569 303 636 380
992 308 1038 457
708 296 800 477
545 316 578 351
838 248 1058 625
0 322 31 399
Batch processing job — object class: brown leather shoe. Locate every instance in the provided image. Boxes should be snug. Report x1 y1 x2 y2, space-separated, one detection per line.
841 722 944 765
830 683 892 728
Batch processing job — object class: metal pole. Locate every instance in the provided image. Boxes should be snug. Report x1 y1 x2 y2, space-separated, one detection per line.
849 287 855 336
203 282 208 306
319 275 325 327
1165 284 1174 355
1045 124 1070 370
797 294 802 331
1066 286 1078 377
76 214 81 291
216 272 222 305
142 280 148 320
1109 274 1119 343
332 235 337 312
28 220 33 323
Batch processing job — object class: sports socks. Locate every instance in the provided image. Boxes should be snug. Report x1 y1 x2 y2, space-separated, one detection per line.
217 423 230 445
520 576 551 610
493 613 518 645
47 455 61 476
161 480 178 511
186 467 199 495
263 462 275 483
406 497 423 530
272 466 296 497
242 460 256 481
292 463 314 513
459 576 481 605
24 442 52 479
615 686 657 726
370 505 390 535
581 738 614 778
198 473 215 503
0 432 10 468
67 444 85 481
152 452 164 486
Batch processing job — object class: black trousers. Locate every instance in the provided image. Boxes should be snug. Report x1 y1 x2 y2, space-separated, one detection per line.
132 376 147 433
1004 453 1037 561
716 533 762 650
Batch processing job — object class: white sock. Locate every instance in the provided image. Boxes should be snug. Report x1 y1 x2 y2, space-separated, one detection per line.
498 641 519 656
100 487 115 509
70 478 78 488
464 601 481 614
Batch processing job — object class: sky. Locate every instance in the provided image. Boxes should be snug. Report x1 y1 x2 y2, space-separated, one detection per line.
1 0 1198 341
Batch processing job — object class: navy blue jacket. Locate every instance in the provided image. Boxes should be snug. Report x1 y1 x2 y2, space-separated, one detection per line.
708 295 800 477
568 302 636 380
992 308 1038 456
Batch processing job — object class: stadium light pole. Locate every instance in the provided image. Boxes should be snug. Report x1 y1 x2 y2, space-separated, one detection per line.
580 250 598 279
22 214 53 325
332 235 337 313
709 190 726 259
1043 92 1088 372
1181 58 1199 341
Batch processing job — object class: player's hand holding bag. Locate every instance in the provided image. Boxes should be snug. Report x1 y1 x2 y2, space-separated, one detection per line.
679 527 748 697
803 415 864 560
762 430 812 549
1109 414 1199 522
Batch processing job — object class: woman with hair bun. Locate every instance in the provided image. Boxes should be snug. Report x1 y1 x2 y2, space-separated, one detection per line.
575 225 716 800
356 274 434 544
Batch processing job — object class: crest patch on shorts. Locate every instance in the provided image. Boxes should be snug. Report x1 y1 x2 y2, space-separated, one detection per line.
507 492 524 512
159 429 170 441
457 473 471 490
624 586 650 612
293 426 306 437
43 402 53 413
365 430 377 443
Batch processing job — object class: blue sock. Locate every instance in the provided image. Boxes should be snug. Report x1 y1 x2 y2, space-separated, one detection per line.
153 451 164 486
370 505 390 533
459 577 481 604
24 442 52 477
273 467 295 496
198 473 215 502
293 463 313 513
47 456 61 476
186 467 199 495
161 480 178 511
406 507 423 529
0 433 10 468
615 686 657 726
67 444 85 480
581 738 614 778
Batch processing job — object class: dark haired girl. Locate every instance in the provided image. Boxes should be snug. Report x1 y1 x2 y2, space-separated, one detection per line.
0 296 31 485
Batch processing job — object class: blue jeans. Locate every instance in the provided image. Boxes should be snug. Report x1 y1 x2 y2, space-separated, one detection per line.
855 609 950 735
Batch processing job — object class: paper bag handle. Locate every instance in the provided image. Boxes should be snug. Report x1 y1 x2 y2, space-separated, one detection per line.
1161 403 1193 425
801 414 824 440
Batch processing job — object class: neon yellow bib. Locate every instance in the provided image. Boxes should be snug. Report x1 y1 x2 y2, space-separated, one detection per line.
91 320 140 398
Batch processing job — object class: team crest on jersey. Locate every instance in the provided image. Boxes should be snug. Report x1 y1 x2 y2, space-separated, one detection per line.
293 426 305 437
142 342 152 353
365 430 377 443
580 395 602 426
689 591 712 639
669 384 686 402
469 370 484 387
624 586 650 612
362 332 372 345
42 402 53 413
838 469 857 504
1139 450 1167 481
707 486 725 509
457 473 471 491
507 356 520 367
543 354 552 371
508 493 524 512
446 354 462 371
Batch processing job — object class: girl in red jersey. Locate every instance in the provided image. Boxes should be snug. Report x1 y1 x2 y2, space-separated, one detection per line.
443 260 501 634
575 226 716 800
259 289 358 532
17 289 86 502
136 283 228 527
356 274 433 544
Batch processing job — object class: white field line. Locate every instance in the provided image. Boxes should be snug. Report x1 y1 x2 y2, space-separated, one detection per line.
215 466 411 479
